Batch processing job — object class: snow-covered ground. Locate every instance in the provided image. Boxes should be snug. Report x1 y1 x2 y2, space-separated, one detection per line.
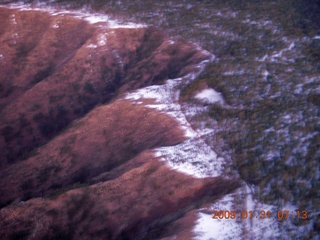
123 54 299 239
194 183 313 240
4 3 147 29
195 88 224 104
124 56 224 178
123 32 316 240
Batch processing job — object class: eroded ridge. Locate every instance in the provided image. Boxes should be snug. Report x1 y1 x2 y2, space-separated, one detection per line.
0 6 239 240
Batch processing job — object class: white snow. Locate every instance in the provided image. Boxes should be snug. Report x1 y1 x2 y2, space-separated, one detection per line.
262 69 269 80
11 32 18 45
108 21 146 29
282 114 292 124
223 70 244 75
80 14 143 27
10 14 17 25
86 44 98 49
112 49 124 68
154 138 224 178
4 4 146 29
83 14 146 28
124 54 223 178
270 41 295 62
3 3 314 239
256 54 268 62
81 14 110 24
194 211 242 240
125 78 224 177
288 42 295 50
194 194 243 240
256 40 296 63
97 33 107 46
193 185 283 240
195 89 224 104
210 30 238 39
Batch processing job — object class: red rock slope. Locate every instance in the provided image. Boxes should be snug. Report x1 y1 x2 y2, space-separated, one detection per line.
0 6 240 240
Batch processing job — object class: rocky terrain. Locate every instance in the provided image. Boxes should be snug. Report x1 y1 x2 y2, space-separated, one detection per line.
0 6 208 165
1 1 319 239
0 6 239 240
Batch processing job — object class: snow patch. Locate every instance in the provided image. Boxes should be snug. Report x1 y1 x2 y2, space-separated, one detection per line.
97 33 107 46
194 212 241 240
107 21 146 29
193 185 281 239
195 89 224 104
257 41 296 63
262 69 270 80
11 32 18 45
112 49 124 68
194 195 242 240
87 44 98 49
243 19 273 28
256 54 268 62
124 55 223 178
10 14 17 25
4 4 146 29
154 138 224 178
210 30 238 39
223 70 244 75
125 78 197 138
82 14 146 28
271 41 295 61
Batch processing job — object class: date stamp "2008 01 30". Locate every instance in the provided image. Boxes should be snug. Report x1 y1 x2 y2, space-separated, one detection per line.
212 210 308 220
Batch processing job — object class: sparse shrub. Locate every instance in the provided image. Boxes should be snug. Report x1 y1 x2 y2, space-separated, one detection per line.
83 81 96 94
37 165 62 183
20 179 34 191
9 230 30 240
18 113 29 128
32 66 53 84
1 125 14 140
38 120 55 138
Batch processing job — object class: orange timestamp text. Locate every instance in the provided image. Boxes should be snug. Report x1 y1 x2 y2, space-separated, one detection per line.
212 210 308 220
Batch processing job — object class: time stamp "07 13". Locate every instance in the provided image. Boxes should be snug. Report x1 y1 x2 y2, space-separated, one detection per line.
212 210 308 220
